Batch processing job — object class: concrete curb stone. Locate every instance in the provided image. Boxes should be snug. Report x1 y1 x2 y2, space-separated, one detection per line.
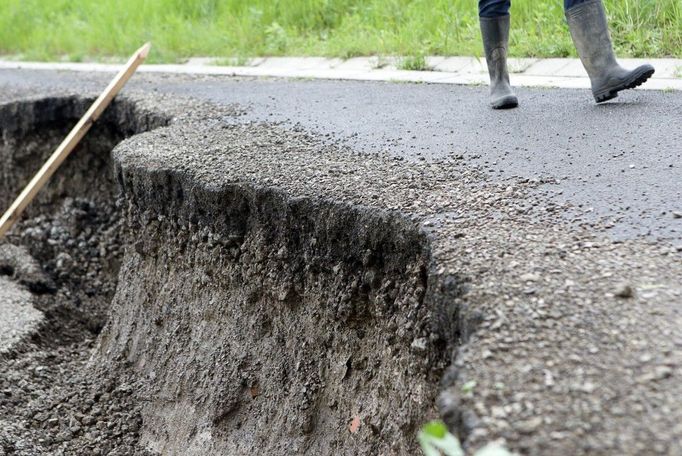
1 55 680 90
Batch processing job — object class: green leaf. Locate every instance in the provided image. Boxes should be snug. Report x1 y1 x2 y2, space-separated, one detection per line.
422 420 448 439
418 421 464 456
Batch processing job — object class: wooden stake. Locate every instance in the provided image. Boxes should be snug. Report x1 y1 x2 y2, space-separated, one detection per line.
0 42 151 238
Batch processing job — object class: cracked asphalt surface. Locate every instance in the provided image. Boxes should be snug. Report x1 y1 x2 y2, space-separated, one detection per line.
3 69 680 242
1 70 681 455
151 78 682 243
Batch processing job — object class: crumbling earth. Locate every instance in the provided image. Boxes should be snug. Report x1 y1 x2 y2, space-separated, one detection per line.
0 74 680 456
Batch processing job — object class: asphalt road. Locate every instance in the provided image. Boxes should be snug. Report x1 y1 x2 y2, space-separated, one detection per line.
1 69 680 244
2 69 681 455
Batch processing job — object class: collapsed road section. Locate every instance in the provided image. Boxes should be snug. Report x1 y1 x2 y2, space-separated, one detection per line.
1 86 681 456
0 93 450 455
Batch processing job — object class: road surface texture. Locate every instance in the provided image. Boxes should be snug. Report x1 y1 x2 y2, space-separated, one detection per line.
0 69 680 455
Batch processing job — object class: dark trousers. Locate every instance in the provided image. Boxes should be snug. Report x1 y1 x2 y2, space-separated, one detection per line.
479 0 589 17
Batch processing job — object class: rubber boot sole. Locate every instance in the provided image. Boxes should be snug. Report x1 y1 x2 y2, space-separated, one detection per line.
492 94 519 110
593 65 655 103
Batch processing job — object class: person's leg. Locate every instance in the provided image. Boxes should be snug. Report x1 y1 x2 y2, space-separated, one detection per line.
564 0 588 9
479 0 511 18
565 0 655 103
479 0 518 109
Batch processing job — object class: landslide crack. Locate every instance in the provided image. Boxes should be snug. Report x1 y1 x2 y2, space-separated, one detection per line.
0 95 169 455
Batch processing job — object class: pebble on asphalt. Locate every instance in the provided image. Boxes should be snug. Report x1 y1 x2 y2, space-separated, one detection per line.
614 283 634 299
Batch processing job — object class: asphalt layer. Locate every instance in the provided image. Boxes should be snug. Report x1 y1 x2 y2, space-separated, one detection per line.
2 69 680 243
1 70 681 455
146 78 682 243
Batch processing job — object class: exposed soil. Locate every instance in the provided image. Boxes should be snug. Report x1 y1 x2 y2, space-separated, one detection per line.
0 94 449 455
101 180 441 455
0 96 168 455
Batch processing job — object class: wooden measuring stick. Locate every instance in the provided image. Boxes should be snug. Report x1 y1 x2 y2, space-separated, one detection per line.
0 42 151 238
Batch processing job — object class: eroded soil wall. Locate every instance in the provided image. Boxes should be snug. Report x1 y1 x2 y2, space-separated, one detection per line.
1 95 449 455
99 162 442 454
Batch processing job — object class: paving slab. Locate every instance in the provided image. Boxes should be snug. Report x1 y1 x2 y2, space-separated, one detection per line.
522 58 574 76
256 57 342 70
430 56 482 73
332 56 387 72
552 59 588 77
512 74 591 89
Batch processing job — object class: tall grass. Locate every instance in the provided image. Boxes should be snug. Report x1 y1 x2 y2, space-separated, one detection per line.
0 0 679 62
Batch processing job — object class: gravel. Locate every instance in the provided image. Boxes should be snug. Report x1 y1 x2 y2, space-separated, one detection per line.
0 193 153 455
0 277 44 355
0 94 173 455
0 340 153 456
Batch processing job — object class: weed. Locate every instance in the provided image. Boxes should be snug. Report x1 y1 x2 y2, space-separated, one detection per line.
399 55 430 71
213 56 250 67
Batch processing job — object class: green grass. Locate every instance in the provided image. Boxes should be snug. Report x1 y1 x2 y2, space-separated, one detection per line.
399 54 429 71
0 0 680 63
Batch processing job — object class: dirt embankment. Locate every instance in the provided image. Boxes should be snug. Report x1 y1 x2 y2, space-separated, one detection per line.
0 95 455 455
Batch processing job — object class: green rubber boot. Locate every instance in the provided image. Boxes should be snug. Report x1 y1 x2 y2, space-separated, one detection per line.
566 0 655 103
480 15 518 110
